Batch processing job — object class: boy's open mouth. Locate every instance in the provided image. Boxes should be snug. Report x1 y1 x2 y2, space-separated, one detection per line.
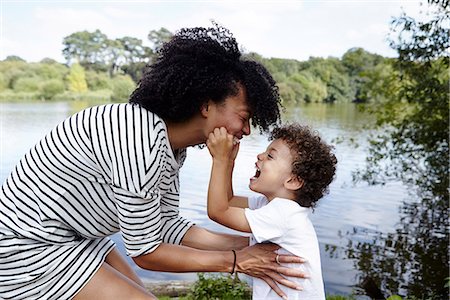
251 165 261 181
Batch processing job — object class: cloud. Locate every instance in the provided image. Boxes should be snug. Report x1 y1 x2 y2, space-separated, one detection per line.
0 0 425 62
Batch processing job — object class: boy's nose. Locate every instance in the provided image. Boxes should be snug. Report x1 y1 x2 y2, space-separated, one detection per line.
257 153 264 161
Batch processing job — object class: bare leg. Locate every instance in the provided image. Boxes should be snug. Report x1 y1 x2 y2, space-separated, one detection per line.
105 247 145 287
73 249 156 300
73 263 156 300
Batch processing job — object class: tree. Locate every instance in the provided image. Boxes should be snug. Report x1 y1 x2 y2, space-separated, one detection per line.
358 0 449 193
147 27 173 52
67 63 88 92
348 1 449 298
303 57 352 102
62 30 109 69
289 72 327 103
4 55 26 62
118 36 153 81
104 38 125 77
342 48 385 102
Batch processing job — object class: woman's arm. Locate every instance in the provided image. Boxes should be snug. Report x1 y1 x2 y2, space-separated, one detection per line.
133 242 306 299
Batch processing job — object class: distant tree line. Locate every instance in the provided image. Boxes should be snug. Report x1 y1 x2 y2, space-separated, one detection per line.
0 28 172 102
0 27 392 103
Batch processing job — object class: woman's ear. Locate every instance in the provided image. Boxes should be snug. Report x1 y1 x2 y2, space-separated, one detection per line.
200 101 210 118
285 176 304 191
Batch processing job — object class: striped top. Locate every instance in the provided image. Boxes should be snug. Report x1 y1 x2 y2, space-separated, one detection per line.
0 103 193 299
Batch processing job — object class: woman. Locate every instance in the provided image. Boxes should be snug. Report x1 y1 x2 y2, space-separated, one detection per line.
0 25 306 300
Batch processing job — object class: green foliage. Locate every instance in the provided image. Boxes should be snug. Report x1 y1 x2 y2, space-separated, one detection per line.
0 90 39 101
67 63 88 92
40 79 65 100
0 60 30 89
33 63 68 80
13 77 40 92
147 27 173 51
62 29 153 79
348 1 449 299
356 1 449 194
326 295 356 300
63 29 109 66
290 72 328 103
387 296 403 300
342 47 384 77
0 73 7 92
186 273 251 300
304 57 353 102
4 55 26 62
0 26 411 107
110 75 136 102
264 57 302 76
85 70 111 91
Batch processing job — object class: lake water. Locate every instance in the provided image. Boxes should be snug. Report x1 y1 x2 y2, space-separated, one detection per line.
0 101 410 297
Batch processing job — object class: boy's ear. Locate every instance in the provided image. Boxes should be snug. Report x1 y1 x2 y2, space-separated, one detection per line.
285 176 304 191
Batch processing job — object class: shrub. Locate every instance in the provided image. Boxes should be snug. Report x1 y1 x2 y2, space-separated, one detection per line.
40 79 65 100
186 273 251 300
67 63 88 92
110 75 136 102
13 77 40 92
85 70 111 91
0 73 7 92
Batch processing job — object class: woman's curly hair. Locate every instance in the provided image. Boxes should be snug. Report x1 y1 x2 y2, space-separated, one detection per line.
129 24 281 132
270 124 337 208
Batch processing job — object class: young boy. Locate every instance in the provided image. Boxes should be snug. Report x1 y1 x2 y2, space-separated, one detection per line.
206 124 337 300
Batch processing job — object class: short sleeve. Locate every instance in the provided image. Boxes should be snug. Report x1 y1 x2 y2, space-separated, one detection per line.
160 161 194 245
113 186 163 257
247 194 269 210
245 198 286 244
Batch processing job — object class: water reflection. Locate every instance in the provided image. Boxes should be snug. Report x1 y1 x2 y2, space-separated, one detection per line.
338 126 449 298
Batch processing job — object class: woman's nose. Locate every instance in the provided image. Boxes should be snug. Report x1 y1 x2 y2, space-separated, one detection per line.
257 153 264 161
242 121 251 136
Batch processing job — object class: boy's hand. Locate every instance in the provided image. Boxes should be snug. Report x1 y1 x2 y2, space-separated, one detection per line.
206 127 240 162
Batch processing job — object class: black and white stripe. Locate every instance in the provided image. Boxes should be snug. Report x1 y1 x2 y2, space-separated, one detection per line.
0 103 193 299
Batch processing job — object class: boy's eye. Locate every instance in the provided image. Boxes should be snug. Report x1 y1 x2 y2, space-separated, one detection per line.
267 154 274 159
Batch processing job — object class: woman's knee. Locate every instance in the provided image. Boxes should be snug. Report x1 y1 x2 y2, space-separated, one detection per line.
73 263 155 300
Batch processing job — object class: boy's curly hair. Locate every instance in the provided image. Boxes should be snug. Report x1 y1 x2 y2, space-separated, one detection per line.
270 124 337 208
129 24 281 132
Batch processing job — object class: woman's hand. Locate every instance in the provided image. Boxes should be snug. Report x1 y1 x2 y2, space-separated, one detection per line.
235 243 307 299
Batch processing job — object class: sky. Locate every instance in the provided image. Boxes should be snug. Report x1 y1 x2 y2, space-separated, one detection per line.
0 0 427 63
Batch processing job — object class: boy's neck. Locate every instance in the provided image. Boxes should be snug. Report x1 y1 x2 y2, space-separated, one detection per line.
265 190 297 202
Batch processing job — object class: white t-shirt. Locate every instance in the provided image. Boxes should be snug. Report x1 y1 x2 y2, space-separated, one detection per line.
245 195 325 300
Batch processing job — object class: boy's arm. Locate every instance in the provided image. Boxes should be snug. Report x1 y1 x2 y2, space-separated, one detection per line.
229 196 249 208
206 128 251 233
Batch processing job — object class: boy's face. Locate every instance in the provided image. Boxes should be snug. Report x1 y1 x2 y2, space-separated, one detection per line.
249 138 295 200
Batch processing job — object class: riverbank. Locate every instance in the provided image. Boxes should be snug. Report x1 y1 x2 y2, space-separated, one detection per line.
144 280 193 297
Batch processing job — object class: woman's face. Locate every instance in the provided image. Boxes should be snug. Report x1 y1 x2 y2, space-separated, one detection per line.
204 85 252 140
